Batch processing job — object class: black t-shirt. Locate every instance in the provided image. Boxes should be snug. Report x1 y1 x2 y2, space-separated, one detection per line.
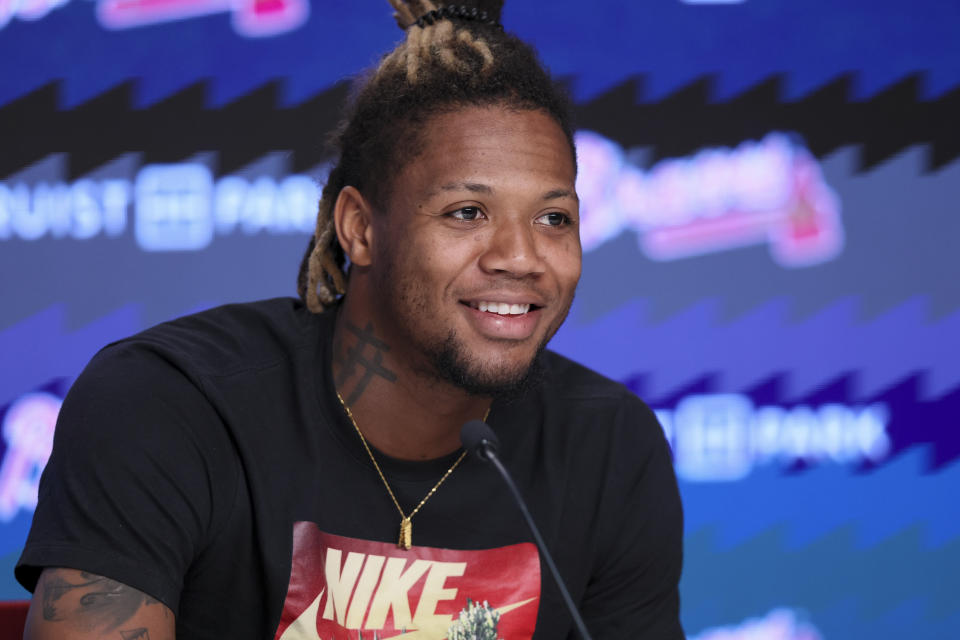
16 298 684 639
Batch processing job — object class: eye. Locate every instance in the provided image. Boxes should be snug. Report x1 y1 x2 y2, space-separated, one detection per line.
447 206 485 221
536 212 572 227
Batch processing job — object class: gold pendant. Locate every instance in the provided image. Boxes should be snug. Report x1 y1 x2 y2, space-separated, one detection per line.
398 517 412 550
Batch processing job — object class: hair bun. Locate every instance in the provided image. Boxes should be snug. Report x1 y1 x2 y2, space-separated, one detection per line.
388 1 505 30
463 1 505 24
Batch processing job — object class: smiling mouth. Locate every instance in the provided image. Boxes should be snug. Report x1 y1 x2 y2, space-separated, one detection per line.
465 301 539 316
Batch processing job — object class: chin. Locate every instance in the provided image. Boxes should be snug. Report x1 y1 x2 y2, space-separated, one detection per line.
426 331 547 400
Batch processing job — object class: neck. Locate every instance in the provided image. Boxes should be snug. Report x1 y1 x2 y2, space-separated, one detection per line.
330 297 491 461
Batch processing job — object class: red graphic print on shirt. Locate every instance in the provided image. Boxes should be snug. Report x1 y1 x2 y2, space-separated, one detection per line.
273 522 541 640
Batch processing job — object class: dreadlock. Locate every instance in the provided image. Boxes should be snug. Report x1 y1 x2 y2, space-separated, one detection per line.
297 0 576 312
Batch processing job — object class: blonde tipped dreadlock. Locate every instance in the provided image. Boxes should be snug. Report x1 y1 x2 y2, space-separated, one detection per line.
387 0 415 26
387 0 498 84
305 197 345 307
297 0 574 312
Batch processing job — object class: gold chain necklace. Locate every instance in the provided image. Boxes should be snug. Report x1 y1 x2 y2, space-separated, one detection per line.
336 390 490 550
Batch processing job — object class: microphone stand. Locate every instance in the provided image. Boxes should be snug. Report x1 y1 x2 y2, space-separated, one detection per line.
463 420 594 640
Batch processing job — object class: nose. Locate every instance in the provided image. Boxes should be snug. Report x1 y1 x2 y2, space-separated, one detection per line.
477 218 546 278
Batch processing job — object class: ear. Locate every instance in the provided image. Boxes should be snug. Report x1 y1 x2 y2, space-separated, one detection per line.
333 186 375 267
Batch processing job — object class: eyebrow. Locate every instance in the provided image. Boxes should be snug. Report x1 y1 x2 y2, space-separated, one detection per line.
438 182 493 195
436 182 579 202
542 188 579 202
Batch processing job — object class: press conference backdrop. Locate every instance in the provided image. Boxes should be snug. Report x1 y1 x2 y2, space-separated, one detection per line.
1 0 958 637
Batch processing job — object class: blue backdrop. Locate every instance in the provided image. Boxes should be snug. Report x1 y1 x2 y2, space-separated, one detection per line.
1 1 958 638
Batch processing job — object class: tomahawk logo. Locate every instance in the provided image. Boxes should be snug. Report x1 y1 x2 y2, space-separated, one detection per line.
274 524 540 640
0 0 308 37
97 0 308 37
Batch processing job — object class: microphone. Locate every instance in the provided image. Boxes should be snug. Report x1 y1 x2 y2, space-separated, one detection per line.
461 420 594 640
460 418 499 461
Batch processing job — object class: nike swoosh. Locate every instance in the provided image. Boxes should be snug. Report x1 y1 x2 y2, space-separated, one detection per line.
382 597 538 639
277 588 325 640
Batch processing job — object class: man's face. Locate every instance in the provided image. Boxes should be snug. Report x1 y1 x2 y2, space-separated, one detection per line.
368 105 581 396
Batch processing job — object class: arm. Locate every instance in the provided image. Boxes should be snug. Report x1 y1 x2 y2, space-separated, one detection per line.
24 568 175 640
16 342 236 637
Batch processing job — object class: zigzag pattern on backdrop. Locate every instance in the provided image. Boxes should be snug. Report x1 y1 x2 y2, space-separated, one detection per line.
0 304 143 405
552 296 960 403
574 74 960 169
506 1 960 104
681 507 960 639
2 73 959 179
867 375 960 470
2 0 958 107
679 448 960 550
0 80 351 180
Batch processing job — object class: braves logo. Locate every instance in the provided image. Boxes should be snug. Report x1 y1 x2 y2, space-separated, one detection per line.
274 524 541 640
575 131 845 268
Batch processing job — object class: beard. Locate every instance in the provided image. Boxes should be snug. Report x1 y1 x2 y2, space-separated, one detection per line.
422 329 548 401
373 276 555 401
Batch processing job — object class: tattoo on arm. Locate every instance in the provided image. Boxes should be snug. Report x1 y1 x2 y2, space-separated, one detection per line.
335 321 397 404
39 569 161 634
120 629 151 640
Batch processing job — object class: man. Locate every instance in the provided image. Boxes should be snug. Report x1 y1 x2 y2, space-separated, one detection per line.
17 1 684 638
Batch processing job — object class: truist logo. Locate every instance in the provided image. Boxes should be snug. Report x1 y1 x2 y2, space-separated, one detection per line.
0 160 320 249
275 525 540 640
576 131 845 267
0 0 308 37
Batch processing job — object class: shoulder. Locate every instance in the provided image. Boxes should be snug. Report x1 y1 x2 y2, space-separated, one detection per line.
60 296 331 445
93 297 328 380
518 350 666 466
532 359 682 610
539 349 652 416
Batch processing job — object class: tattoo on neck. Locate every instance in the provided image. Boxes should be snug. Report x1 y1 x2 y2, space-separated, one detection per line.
39 569 159 632
335 321 397 404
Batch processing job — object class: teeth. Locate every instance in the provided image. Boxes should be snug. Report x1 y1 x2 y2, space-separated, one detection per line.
471 301 531 315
